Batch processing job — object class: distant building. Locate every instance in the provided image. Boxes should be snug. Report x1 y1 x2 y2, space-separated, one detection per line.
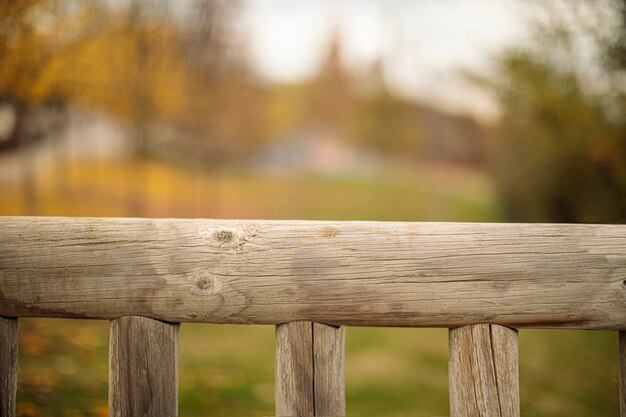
258 27 487 172
305 30 354 135
256 130 383 175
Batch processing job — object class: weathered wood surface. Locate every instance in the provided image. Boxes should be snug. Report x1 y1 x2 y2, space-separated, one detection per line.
449 324 519 417
276 322 314 416
619 332 626 417
1 216 626 329
313 323 345 416
0 317 18 417
109 316 179 417
275 321 345 416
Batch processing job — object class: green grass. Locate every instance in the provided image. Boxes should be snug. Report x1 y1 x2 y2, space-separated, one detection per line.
16 321 619 416
0 158 499 221
3 157 619 416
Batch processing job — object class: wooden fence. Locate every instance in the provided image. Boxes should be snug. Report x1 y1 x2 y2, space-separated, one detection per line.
1 216 625 416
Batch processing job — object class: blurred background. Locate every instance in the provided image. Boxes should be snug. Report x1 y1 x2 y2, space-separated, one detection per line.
1 0 624 416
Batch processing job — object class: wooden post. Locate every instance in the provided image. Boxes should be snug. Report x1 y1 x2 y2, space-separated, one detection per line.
449 323 519 417
0 317 18 417
313 322 345 416
109 316 179 417
619 331 626 417
276 322 314 416
275 321 345 417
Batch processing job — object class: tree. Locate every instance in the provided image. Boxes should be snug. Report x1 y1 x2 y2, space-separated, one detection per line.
473 0 626 222
1 0 258 215
0 0 72 214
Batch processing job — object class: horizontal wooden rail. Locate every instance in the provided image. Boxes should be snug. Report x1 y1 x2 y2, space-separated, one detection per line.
1 216 625 329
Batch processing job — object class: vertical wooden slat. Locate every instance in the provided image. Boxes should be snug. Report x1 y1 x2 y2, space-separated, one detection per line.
449 323 519 417
0 317 18 417
275 321 345 417
276 321 314 416
109 316 179 417
313 323 345 416
619 331 626 417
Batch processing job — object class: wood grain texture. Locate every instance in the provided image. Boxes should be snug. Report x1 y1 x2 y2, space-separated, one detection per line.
618 332 626 417
449 324 519 417
0 317 17 417
313 323 345 416
1 217 626 329
108 316 179 417
275 322 345 416
276 322 314 416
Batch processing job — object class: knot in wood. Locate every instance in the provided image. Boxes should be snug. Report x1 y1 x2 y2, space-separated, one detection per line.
199 227 242 249
195 274 213 290
191 272 221 295
214 230 234 244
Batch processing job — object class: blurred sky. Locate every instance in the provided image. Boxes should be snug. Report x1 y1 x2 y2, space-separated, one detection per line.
238 0 528 120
